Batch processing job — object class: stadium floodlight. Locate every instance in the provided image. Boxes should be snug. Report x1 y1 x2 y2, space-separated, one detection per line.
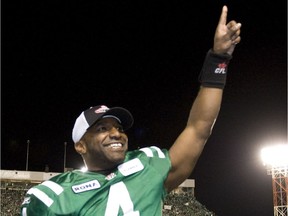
261 144 288 216
261 145 288 167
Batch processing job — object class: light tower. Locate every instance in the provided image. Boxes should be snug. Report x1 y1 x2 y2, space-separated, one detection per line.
261 144 288 216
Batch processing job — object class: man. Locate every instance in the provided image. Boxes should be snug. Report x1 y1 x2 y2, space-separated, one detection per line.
21 5 241 215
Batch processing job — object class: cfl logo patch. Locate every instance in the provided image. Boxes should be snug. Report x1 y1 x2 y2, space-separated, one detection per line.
214 63 227 74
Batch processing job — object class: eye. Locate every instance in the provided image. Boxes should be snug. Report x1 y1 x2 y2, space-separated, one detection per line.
116 125 124 133
96 126 108 132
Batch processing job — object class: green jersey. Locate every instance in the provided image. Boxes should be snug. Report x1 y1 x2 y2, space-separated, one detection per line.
21 146 171 215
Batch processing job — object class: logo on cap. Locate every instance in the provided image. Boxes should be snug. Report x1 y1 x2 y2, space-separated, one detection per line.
95 105 109 114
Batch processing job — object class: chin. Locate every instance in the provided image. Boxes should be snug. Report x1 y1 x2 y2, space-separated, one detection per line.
114 156 126 164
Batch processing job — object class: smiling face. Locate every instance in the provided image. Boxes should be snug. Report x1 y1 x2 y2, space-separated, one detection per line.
75 117 128 171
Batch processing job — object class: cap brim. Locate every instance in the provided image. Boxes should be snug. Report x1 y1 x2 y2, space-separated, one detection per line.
89 107 133 131
104 107 134 130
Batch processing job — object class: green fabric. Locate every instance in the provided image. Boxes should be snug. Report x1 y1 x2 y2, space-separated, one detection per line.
21 146 171 216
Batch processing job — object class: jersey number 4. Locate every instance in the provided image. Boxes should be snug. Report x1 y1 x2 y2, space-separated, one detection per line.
105 181 140 216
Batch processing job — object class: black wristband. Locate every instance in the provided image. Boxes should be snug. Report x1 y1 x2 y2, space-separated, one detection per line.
198 49 232 89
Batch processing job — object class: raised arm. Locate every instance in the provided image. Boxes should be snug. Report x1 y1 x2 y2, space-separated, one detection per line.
165 5 241 192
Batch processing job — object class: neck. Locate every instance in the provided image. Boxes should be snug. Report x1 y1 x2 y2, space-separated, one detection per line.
88 167 116 175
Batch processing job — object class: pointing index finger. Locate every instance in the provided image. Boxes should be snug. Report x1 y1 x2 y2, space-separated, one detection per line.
218 5 228 25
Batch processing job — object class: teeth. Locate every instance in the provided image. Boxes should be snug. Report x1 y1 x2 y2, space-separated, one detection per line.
109 143 122 148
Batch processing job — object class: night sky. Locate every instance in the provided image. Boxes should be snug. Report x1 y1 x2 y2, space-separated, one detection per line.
2 1 287 215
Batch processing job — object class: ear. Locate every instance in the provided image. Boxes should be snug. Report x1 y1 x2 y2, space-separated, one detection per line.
74 140 87 155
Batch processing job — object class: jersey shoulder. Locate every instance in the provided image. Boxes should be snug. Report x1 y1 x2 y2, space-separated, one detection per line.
126 146 171 178
127 146 170 160
20 171 100 215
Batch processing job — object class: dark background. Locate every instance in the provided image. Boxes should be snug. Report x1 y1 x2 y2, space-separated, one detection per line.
2 1 287 215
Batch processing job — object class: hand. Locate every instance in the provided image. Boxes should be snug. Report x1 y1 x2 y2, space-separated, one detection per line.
213 5 242 55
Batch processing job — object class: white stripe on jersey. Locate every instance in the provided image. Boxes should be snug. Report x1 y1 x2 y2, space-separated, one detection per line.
41 180 64 195
139 147 153 157
139 146 166 158
21 207 27 216
27 188 53 207
151 146 165 158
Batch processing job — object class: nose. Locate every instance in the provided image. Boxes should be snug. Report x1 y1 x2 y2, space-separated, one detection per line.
109 127 121 139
